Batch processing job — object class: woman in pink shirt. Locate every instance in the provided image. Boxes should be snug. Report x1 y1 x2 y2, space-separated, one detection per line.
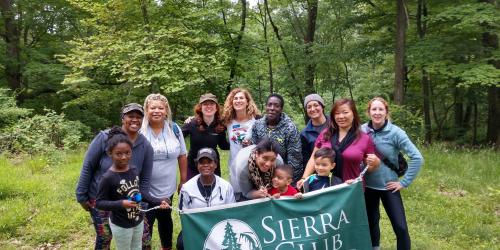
298 98 379 188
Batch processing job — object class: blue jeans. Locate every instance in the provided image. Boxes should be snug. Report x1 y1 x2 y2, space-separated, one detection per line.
365 187 411 250
109 220 144 250
89 203 112 250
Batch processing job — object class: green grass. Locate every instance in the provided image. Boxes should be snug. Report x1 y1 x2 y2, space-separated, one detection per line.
0 144 498 249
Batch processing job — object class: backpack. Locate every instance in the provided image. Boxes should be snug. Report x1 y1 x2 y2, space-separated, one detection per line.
172 122 181 140
362 123 408 177
382 153 407 177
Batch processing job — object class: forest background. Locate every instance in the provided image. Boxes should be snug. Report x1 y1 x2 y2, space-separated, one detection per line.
0 0 498 249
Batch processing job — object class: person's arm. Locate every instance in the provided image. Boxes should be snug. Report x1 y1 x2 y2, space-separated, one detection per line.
296 146 319 189
95 176 125 211
181 120 192 138
364 136 380 173
177 125 188 193
139 141 154 200
250 121 259 144
395 129 424 188
218 128 230 150
225 183 236 204
76 132 106 208
286 126 303 183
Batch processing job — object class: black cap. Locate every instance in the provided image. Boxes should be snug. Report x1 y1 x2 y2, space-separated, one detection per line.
195 148 217 162
121 103 144 117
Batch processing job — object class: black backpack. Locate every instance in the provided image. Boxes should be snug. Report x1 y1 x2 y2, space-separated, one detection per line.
382 153 408 177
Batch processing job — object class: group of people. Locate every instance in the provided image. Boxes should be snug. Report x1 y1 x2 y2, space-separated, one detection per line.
76 89 423 250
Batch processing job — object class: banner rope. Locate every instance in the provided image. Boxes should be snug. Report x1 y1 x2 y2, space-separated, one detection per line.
355 166 369 182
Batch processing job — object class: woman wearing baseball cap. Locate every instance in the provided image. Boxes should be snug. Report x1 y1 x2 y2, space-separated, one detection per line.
182 93 230 180
76 103 154 250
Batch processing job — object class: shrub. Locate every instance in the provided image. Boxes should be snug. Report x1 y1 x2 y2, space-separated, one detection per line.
0 109 91 156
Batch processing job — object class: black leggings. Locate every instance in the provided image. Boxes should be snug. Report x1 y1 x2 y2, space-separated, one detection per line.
143 202 173 249
365 187 411 250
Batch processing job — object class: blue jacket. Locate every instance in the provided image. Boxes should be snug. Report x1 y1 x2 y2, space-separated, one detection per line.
361 121 423 189
300 117 329 169
76 129 154 203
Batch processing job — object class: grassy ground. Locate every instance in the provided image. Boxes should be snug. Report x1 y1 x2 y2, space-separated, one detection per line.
0 144 498 249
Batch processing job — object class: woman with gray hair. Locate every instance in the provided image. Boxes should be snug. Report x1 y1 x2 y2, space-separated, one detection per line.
140 93 188 250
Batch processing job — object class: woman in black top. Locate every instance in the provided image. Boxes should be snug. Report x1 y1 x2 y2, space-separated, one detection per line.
182 93 230 180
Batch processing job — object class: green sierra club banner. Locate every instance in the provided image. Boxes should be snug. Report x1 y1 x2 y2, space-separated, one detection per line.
180 180 372 250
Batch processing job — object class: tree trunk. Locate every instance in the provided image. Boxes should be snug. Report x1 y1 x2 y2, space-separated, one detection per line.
394 0 407 105
264 0 305 121
487 86 500 145
257 1 273 93
303 0 318 95
453 86 464 134
417 0 431 144
0 0 22 101
227 0 247 92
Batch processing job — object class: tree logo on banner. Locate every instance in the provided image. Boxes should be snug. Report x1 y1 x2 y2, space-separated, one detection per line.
204 219 262 250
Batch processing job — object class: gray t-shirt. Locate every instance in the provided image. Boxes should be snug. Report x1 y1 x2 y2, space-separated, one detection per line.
142 122 187 199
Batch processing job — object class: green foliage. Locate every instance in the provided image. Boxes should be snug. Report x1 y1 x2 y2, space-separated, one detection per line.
390 105 424 143
0 89 31 129
0 109 90 156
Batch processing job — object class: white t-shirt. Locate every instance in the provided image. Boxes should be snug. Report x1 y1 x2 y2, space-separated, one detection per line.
142 122 187 199
227 118 255 192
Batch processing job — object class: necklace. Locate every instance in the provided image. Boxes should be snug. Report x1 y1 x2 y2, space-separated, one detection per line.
198 178 215 204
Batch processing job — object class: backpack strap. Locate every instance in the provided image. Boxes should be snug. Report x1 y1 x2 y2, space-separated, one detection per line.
172 122 181 140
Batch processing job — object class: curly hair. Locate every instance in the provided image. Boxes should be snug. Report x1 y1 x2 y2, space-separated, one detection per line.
221 88 261 126
324 98 361 141
194 101 226 133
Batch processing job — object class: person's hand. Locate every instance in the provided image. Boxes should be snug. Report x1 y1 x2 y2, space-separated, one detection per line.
184 116 195 124
122 200 138 209
386 181 404 193
296 179 305 190
253 186 270 199
159 200 170 209
366 154 380 172
344 179 355 185
242 139 252 147
271 193 281 199
294 193 303 199
79 201 92 211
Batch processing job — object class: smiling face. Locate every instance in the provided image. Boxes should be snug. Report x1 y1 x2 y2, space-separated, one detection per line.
122 111 143 134
306 101 324 120
146 100 167 124
256 151 277 173
272 168 292 190
197 157 216 176
110 142 132 169
265 96 283 123
368 100 388 128
314 157 335 177
201 100 217 117
333 104 354 130
232 91 248 112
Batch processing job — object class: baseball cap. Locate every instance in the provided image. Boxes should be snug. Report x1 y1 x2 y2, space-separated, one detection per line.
121 103 144 117
195 148 218 162
199 93 218 104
